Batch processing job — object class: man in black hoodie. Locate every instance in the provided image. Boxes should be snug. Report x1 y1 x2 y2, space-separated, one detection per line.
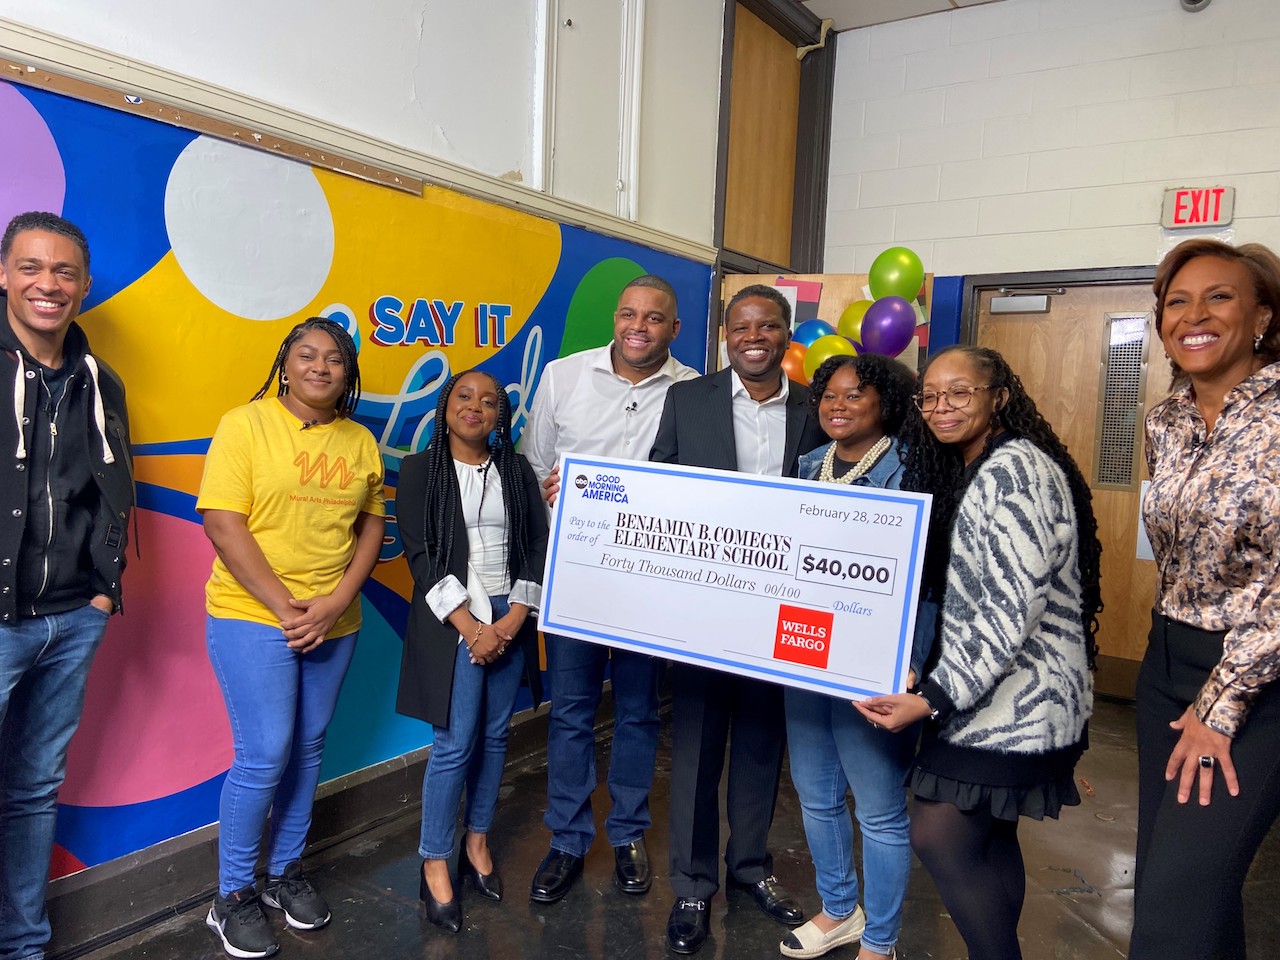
0 211 133 960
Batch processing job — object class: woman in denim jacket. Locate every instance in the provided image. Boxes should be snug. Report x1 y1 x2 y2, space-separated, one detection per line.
783 353 930 960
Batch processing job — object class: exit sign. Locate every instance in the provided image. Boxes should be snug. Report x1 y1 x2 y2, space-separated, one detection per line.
1161 186 1235 228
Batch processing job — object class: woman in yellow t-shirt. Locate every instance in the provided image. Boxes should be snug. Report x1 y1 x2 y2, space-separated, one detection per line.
197 317 385 960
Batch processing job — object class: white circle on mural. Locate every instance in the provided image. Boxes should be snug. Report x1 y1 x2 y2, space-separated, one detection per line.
319 303 360 351
164 136 334 320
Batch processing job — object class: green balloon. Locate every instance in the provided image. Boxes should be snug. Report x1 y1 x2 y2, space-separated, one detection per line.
837 300 874 343
803 335 858 381
868 247 925 301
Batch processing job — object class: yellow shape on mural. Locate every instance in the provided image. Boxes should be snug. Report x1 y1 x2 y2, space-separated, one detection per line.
82 171 561 445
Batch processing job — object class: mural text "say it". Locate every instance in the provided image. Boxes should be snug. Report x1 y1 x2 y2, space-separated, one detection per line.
370 297 514 348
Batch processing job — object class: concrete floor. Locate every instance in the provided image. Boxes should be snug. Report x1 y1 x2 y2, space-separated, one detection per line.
79 700 1280 960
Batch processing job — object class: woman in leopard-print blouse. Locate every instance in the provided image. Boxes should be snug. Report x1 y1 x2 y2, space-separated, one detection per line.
1131 238 1280 960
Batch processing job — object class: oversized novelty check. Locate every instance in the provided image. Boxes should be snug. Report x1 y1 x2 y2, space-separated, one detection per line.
540 454 932 699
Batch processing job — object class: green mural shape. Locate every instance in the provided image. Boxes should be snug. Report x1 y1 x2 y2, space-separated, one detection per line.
560 257 646 359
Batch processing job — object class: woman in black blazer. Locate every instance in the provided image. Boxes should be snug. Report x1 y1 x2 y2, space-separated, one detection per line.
395 369 548 933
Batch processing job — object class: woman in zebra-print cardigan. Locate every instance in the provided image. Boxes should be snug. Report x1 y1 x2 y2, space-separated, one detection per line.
856 345 1101 960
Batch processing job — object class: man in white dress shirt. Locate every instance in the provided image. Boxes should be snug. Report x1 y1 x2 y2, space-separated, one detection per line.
522 275 698 904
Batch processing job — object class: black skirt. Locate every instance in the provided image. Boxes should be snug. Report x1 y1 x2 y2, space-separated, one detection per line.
908 723 1087 822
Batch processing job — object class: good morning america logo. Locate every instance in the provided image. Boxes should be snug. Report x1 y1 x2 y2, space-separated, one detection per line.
575 473 630 503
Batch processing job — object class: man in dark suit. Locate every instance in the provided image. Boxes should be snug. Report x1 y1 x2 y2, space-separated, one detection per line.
649 283 826 955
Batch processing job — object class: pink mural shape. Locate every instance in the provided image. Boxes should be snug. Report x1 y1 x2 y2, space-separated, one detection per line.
0 84 65 230
60 509 232 807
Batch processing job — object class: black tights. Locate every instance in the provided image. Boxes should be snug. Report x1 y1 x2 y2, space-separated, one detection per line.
910 798 1025 960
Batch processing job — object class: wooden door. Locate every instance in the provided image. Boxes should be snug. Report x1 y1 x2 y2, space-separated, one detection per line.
976 285 1173 698
723 4 801 268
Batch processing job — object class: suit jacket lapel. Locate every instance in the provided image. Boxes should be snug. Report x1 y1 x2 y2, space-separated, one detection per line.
783 383 811 477
710 370 738 471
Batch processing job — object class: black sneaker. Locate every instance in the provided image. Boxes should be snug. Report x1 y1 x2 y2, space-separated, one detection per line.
205 885 279 959
263 861 332 930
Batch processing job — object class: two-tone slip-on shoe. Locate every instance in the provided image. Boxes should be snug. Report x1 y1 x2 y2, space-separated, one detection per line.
780 906 866 959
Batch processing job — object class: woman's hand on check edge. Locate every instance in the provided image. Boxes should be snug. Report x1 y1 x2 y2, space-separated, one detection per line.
1167 705 1238 806
542 467 561 507
853 693 931 734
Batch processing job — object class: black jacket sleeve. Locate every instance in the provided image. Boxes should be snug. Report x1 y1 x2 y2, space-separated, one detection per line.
649 389 680 464
396 451 454 608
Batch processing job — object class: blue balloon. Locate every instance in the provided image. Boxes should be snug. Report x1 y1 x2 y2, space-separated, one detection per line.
791 319 836 348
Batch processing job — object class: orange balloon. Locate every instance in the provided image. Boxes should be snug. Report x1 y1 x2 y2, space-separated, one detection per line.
782 341 808 384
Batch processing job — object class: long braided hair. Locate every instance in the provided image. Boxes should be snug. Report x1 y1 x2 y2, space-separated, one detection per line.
252 317 362 416
902 345 1103 665
422 370 532 582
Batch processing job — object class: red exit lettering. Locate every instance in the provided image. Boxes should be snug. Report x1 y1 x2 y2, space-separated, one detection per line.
1172 187 1227 225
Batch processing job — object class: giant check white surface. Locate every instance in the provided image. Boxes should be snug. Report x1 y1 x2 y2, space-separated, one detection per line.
541 454 932 699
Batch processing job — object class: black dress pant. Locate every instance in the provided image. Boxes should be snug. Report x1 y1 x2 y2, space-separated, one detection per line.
1130 613 1280 959
667 663 786 900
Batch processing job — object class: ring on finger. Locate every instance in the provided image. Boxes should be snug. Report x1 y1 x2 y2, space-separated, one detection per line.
1199 755 1215 769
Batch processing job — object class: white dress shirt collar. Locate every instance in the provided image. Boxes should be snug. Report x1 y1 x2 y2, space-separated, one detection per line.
728 368 790 405
728 368 789 476
591 343 684 386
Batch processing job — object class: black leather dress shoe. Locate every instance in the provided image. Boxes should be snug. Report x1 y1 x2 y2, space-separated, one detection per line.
460 847 503 902
666 897 710 954
728 874 804 925
419 862 461 933
613 838 651 894
529 849 584 904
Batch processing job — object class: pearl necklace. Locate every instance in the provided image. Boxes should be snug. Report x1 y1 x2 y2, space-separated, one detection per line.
818 435 891 485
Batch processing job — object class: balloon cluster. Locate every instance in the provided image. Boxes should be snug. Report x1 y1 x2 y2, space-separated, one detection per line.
782 247 924 385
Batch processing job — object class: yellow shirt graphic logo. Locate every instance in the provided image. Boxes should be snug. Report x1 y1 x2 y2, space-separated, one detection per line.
295 451 359 489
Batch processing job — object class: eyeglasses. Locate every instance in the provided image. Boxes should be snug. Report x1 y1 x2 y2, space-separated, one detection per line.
914 384 995 412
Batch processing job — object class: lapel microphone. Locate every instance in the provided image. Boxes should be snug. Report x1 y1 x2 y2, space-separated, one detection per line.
300 419 319 431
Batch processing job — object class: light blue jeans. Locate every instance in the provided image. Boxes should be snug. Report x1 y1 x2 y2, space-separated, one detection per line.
419 596 526 860
785 687 915 955
0 604 110 960
206 616 356 895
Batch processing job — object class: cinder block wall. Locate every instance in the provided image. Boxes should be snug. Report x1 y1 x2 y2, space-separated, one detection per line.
823 0 1280 274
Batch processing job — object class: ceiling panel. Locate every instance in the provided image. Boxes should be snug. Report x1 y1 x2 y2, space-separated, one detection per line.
800 0 1006 31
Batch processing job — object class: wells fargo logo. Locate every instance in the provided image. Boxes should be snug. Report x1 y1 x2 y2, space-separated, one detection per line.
773 604 833 670
294 451 358 489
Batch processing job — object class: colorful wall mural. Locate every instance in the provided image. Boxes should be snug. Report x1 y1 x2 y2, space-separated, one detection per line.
0 79 712 878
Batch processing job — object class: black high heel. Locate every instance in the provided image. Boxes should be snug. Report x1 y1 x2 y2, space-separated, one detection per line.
419 860 461 933
460 846 503 902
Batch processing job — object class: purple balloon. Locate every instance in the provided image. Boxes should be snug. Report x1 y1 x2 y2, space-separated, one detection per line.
860 296 917 356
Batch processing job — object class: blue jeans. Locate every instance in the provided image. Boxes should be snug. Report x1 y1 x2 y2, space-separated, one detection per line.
419 596 526 859
785 687 915 955
206 617 356 895
543 634 659 856
0 604 110 960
